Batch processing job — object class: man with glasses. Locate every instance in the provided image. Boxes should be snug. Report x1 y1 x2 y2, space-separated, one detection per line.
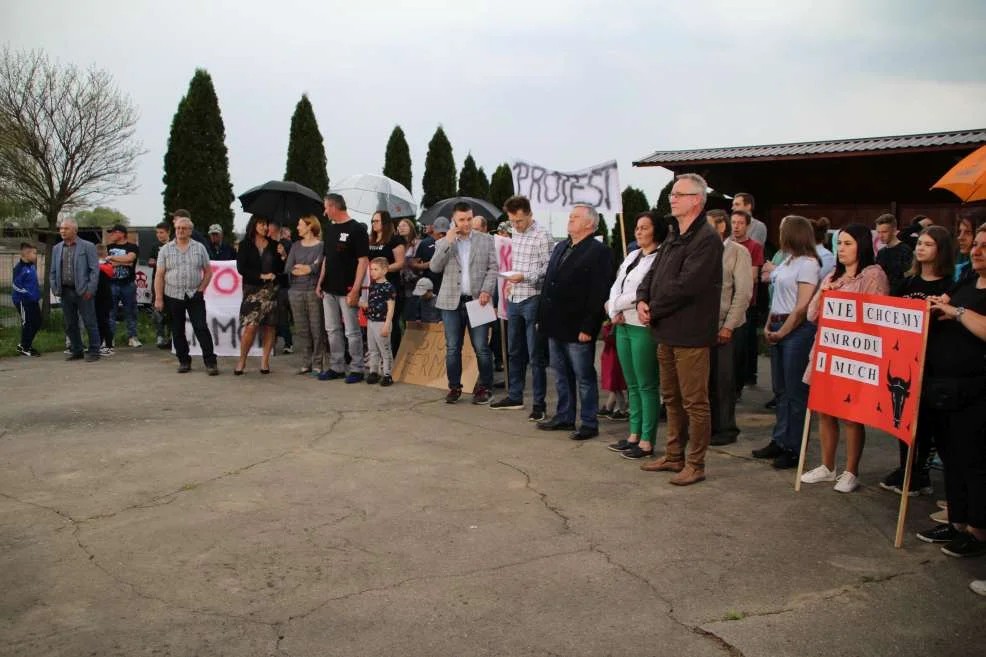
154 216 218 375
636 174 723 485
490 196 554 420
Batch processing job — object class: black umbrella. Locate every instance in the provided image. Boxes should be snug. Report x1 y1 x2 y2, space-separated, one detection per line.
418 196 501 225
238 180 323 223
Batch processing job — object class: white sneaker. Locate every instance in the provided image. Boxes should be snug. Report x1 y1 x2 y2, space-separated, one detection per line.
800 464 836 484
971 580 986 597
99 346 115 356
834 471 859 493
128 337 142 348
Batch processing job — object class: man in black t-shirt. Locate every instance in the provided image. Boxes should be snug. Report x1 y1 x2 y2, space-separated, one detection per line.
148 222 172 349
317 193 369 383
105 224 142 347
875 214 913 291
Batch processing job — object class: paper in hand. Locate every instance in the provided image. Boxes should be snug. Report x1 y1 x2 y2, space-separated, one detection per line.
465 298 497 327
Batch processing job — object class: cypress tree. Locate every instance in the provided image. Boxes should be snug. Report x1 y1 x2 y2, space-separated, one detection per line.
489 163 515 212
284 94 329 196
421 126 456 208
162 69 234 237
619 186 651 246
382 125 412 191
457 154 480 197
476 166 491 202
655 179 674 218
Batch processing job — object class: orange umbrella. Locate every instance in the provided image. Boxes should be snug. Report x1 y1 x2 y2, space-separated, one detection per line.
932 144 986 202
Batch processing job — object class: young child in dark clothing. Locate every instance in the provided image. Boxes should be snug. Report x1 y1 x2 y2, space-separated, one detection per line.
12 242 42 356
359 257 397 386
95 244 115 354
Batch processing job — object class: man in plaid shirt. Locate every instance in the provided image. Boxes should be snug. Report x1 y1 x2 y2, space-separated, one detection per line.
490 196 554 420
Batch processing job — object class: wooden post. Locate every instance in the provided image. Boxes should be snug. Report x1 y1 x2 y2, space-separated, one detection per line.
617 212 628 259
500 316 508 385
894 442 916 548
794 410 813 492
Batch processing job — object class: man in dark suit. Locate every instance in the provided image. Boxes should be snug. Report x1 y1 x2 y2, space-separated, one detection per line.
537 204 614 440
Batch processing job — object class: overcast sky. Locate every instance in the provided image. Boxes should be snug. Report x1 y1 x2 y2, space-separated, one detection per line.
3 0 986 233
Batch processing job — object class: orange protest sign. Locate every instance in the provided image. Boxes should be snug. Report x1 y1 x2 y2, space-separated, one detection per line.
806 290 930 445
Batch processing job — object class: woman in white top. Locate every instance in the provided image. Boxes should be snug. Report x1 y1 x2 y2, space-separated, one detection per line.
605 212 668 460
752 216 821 468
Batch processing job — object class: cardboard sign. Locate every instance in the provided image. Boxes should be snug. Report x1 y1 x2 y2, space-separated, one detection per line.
494 234 512 318
184 260 262 357
807 290 929 444
393 322 478 391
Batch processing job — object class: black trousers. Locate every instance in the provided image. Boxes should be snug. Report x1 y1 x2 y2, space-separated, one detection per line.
165 292 216 367
930 403 986 529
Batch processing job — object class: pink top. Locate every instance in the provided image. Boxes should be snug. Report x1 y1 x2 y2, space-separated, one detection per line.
807 265 890 323
803 265 889 385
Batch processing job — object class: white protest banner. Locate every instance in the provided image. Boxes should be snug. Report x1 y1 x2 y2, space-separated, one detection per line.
184 260 262 357
510 159 622 216
493 234 512 318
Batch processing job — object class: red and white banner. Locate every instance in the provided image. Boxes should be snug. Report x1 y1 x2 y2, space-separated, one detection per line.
494 234 511 319
807 290 929 444
185 260 262 357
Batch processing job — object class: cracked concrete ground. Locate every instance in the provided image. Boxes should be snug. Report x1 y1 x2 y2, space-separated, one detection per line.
0 351 983 657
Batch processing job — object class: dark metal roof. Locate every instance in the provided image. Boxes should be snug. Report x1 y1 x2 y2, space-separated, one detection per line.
634 129 986 167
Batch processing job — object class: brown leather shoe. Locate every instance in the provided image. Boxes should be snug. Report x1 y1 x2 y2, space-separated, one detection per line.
640 456 684 473
670 465 706 486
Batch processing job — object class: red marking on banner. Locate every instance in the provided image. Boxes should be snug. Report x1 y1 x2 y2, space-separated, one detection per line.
135 271 147 289
212 266 240 296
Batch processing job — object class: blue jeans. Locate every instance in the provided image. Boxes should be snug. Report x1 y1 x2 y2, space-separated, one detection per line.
549 338 599 429
506 296 547 409
441 297 493 390
322 293 364 374
61 287 101 355
109 280 138 339
770 320 816 453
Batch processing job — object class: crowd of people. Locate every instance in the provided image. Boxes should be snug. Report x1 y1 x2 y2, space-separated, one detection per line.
11 177 986 596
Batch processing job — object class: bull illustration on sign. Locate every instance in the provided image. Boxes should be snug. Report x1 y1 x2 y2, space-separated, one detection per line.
885 363 912 429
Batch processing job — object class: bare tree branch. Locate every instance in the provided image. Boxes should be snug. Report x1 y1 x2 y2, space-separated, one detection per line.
0 46 145 225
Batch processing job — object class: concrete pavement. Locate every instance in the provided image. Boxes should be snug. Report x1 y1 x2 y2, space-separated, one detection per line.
0 351 982 657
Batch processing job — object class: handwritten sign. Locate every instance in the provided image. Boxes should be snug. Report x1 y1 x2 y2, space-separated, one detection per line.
183 260 262 357
135 265 153 305
807 290 929 444
510 159 622 215
392 322 478 391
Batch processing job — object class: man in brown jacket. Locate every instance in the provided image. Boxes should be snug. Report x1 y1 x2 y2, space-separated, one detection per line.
636 173 723 485
707 210 753 446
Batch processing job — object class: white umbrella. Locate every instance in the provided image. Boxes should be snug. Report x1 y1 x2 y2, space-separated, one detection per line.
329 174 417 226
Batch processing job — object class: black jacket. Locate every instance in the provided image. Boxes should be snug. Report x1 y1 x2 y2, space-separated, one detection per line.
539 236 613 342
236 238 284 287
636 215 722 347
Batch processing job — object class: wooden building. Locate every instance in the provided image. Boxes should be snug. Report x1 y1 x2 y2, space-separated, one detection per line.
633 128 986 245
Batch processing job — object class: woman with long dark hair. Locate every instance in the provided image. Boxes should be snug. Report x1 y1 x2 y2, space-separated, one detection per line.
800 223 889 493
605 212 668 459
752 216 821 469
234 215 284 374
914 223 986 558
369 211 406 352
878 226 955 496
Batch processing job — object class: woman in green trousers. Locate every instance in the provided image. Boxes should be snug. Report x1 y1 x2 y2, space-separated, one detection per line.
606 212 667 459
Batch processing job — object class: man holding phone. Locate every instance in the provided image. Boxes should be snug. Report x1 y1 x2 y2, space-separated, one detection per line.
430 202 498 404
